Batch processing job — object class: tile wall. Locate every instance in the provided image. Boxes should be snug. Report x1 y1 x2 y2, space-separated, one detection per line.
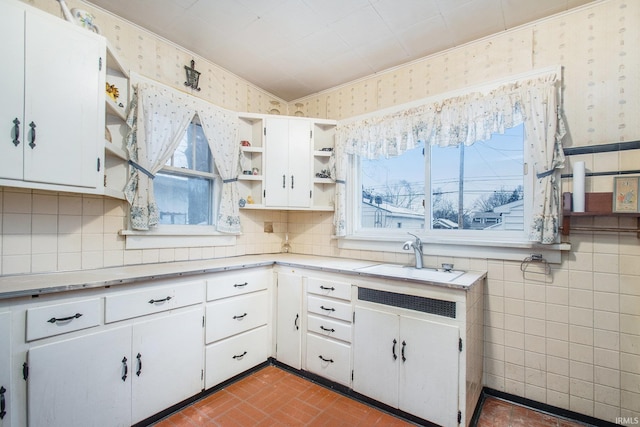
3 0 639 423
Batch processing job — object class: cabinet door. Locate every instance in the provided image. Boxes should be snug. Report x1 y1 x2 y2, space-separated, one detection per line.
352 306 399 408
264 118 311 208
264 117 289 207
0 312 10 427
287 119 311 208
275 272 302 369
0 1 25 181
23 11 103 188
399 316 459 427
27 326 132 427
131 307 203 424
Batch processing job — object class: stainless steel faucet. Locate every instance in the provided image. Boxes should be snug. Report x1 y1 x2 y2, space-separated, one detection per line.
402 232 423 269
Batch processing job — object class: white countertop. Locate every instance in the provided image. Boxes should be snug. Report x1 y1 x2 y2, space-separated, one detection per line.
0 254 486 299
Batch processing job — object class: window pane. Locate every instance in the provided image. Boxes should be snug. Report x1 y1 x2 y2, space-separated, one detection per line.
166 123 212 172
360 142 426 230
194 126 211 173
155 172 213 225
429 124 524 231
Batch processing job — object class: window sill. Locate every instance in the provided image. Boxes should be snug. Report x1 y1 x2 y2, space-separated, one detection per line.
121 228 237 250
336 234 569 264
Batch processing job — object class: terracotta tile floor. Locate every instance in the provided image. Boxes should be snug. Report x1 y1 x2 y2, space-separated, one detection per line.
152 365 588 426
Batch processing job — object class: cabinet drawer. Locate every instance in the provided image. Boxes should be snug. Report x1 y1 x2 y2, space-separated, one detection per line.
307 277 351 301
105 280 204 323
207 269 269 301
26 298 101 341
206 291 268 343
205 325 268 389
307 314 352 343
307 295 352 322
305 334 351 387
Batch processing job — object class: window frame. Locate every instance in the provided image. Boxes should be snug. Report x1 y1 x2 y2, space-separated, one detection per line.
122 118 235 250
337 68 568 262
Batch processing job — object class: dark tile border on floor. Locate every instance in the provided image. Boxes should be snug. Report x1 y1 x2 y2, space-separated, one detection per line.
472 388 620 427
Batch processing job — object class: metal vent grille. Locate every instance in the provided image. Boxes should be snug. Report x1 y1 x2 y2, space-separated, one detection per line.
358 287 456 319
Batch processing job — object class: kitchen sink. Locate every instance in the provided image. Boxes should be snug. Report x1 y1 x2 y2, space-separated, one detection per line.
355 264 465 283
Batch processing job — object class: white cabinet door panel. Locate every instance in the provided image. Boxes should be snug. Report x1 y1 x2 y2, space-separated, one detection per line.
131 307 204 424
352 306 399 408
275 272 302 369
0 1 26 181
28 326 132 427
0 312 11 427
399 316 459 427
23 11 102 188
287 119 311 208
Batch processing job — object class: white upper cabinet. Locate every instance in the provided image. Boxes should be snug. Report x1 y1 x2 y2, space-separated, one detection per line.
264 117 312 208
0 1 105 193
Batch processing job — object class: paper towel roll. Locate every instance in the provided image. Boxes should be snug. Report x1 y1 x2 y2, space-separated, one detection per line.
572 161 585 212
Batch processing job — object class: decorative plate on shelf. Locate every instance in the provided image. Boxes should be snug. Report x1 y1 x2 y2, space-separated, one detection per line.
70 8 100 34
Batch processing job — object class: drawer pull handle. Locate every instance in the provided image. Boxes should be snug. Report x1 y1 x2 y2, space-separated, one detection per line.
320 325 335 333
232 351 247 359
47 313 82 323
320 305 335 312
233 313 247 320
233 282 248 288
392 339 398 360
121 357 128 382
320 285 335 291
294 313 299 330
401 340 407 362
318 355 334 363
136 353 142 376
0 386 6 419
148 296 172 304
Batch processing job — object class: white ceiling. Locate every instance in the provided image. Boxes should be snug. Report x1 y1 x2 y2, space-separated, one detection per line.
85 0 596 101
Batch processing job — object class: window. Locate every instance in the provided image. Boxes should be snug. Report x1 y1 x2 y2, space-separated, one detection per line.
154 117 216 228
356 124 527 240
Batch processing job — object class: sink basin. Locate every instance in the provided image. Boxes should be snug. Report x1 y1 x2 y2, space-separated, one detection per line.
356 264 465 283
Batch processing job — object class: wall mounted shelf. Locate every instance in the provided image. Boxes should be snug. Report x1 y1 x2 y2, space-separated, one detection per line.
561 192 640 237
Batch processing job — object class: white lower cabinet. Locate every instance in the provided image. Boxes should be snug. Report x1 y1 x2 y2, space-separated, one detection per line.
204 269 271 389
275 271 303 369
26 306 204 427
0 312 11 427
353 305 460 427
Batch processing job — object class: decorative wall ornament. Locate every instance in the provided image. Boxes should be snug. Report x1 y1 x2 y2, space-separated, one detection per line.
184 60 201 91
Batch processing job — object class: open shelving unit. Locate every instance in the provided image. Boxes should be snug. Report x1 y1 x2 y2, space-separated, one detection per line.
561 192 640 237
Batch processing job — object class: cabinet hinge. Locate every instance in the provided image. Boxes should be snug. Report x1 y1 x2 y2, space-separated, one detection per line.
458 410 462 424
97 157 101 172
459 338 463 352
99 56 102 71
23 362 29 381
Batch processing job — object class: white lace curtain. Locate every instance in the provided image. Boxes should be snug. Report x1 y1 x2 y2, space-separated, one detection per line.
333 72 565 243
124 79 241 233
